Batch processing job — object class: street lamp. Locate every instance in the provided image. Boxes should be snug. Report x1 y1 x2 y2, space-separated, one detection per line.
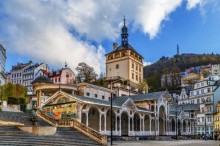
204 115 207 141
105 76 123 145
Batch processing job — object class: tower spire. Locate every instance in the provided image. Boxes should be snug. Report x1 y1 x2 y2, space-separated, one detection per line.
121 16 128 46
177 44 179 55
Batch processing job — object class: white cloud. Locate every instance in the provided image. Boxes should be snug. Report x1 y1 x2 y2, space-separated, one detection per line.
136 0 182 39
186 0 206 10
0 0 212 74
143 61 152 66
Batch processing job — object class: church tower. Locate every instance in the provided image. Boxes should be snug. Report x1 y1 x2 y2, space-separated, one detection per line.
105 18 144 89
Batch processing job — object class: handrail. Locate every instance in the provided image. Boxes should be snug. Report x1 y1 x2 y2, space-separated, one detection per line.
36 110 57 126
71 118 107 145
37 110 107 145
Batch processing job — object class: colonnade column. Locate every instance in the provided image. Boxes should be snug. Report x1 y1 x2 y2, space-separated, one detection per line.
104 114 107 131
149 117 151 135
115 115 117 134
132 116 134 132
119 116 121 135
86 111 89 126
128 116 130 136
99 113 102 132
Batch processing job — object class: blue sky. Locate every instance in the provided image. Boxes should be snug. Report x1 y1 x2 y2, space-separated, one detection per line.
0 0 220 73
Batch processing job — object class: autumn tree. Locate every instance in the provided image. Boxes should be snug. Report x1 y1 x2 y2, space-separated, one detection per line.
76 62 97 83
137 79 149 94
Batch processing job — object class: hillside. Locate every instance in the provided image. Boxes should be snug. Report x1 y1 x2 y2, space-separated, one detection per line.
143 53 220 92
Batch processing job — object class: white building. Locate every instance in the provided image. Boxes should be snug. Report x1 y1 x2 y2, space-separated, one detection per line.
0 44 6 86
23 63 47 93
211 64 220 76
10 61 32 85
179 75 220 136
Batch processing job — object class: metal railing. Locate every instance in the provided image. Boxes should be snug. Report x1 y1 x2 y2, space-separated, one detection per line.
37 110 107 145
36 110 57 126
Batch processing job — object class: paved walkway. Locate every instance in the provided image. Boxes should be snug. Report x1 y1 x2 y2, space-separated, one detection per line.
113 140 220 146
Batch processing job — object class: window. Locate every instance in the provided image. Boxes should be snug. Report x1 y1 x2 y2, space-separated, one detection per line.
86 92 90 96
116 64 119 69
102 96 105 99
136 65 138 71
207 88 211 92
139 67 141 72
136 75 138 81
201 89 204 94
196 90 199 95
197 99 200 104
132 63 134 68
191 92 194 96
132 73 134 79
55 78 57 82
59 78 61 82
201 83 204 87
108 97 111 101
94 94 97 98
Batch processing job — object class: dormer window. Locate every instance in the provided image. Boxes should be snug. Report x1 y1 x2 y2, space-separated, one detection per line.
86 92 90 96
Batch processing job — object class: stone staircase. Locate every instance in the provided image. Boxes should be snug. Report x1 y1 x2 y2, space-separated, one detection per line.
0 126 102 146
0 111 50 126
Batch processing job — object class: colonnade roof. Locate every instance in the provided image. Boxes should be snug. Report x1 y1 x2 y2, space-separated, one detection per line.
130 91 166 101
169 104 200 112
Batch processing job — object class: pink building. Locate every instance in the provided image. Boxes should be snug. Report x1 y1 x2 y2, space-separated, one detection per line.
48 68 75 84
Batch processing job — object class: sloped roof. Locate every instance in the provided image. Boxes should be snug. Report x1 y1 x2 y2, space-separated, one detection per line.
74 95 116 107
112 96 130 106
169 111 181 116
169 104 200 111
32 76 53 84
131 91 166 101
105 43 143 58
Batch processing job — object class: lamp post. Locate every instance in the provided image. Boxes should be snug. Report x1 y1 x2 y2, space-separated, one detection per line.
175 98 178 140
194 118 196 139
204 115 207 141
105 76 123 145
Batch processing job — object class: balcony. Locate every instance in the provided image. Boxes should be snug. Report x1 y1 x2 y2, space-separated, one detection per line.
203 100 213 105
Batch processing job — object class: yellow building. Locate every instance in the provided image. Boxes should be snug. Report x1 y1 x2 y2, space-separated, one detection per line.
214 101 220 133
105 18 143 87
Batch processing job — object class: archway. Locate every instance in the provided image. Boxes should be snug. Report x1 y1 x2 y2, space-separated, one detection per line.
159 105 166 135
88 107 99 131
171 118 175 132
81 113 86 125
144 115 150 131
178 119 181 135
121 111 129 136
134 113 140 131
106 110 116 131
183 120 186 132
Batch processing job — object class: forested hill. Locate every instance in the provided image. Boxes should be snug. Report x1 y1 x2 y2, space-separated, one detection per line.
143 53 220 93
144 53 220 77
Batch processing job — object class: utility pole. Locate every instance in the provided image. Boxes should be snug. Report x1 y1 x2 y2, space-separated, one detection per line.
204 115 207 141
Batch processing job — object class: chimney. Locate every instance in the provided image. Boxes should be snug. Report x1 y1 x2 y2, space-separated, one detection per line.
113 43 118 51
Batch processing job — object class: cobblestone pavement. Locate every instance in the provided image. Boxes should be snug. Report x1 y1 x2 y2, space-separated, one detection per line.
113 140 220 146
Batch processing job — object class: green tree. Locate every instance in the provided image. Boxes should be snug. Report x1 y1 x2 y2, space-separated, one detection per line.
0 83 27 101
76 62 97 83
137 79 149 94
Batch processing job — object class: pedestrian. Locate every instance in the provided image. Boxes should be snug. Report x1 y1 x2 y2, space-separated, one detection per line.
214 134 217 141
